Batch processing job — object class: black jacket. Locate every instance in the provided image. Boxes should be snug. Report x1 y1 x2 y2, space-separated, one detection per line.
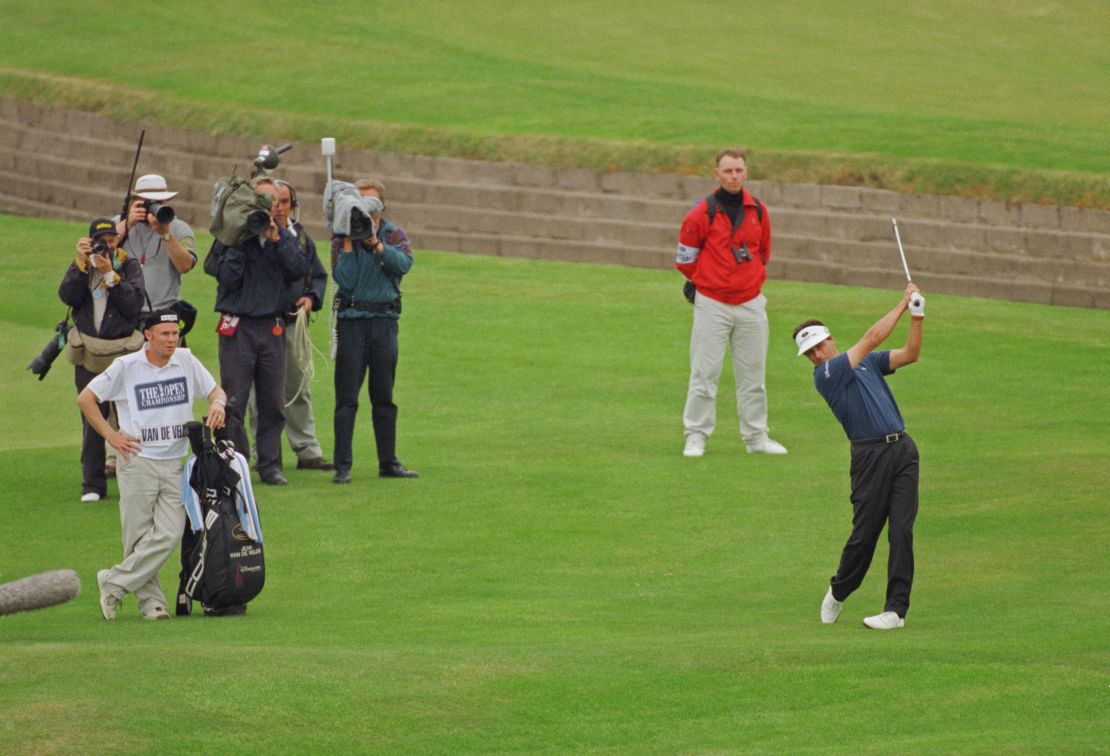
58 255 145 339
213 230 309 318
285 223 327 315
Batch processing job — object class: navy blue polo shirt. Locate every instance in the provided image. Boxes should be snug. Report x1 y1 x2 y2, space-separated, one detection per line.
814 351 904 441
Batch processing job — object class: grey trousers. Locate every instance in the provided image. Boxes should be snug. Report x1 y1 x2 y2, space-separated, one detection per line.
683 292 770 443
219 317 286 476
100 455 186 614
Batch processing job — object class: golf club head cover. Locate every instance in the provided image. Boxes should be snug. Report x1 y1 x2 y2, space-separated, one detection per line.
909 294 925 318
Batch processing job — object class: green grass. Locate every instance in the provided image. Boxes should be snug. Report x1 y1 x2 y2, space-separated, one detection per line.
2 1 1110 206
1 213 1108 752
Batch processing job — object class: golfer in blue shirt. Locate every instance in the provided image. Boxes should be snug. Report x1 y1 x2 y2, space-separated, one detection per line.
794 283 925 630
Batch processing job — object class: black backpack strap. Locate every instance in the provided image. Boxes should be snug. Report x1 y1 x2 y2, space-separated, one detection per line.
704 194 717 227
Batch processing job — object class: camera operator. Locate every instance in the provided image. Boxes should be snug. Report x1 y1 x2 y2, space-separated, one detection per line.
212 177 308 486
247 179 332 471
114 174 197 323
60 218 146 503
331 178 417 484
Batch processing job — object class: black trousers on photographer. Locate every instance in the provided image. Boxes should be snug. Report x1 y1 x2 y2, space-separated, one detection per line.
333 317 400 473
75 364 110 497
218 317 286 478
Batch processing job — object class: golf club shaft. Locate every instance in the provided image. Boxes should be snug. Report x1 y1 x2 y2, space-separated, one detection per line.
891 218 912 282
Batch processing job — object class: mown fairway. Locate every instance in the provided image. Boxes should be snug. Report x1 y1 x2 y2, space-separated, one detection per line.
2 0 1109 203
1 214 1107 752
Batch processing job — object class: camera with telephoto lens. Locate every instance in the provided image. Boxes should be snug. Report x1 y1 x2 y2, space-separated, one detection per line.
142 200 175 224
246 209 272 236
27 319 72 381
348 206 373 241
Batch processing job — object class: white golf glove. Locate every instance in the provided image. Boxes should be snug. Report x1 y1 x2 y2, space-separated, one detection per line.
909 294 925 318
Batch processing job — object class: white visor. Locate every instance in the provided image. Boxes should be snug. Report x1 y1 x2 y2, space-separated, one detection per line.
795 325 831 356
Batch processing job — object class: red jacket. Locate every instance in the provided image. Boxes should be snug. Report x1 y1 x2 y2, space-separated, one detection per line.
675 188 771 306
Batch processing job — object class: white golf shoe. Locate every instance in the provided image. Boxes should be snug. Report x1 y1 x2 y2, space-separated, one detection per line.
683 434 706 458
746 437 788 455
97 569 119 621
820 587 843 624
862 611 905 630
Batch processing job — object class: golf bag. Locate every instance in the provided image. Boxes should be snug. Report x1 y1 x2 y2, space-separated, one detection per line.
176 422 265 616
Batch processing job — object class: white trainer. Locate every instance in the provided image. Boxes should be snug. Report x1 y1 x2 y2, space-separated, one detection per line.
683 434 706 458
142 606 170 621
863 611 905 630
746 437 788 455
96 569 120 621
81 492 101 503
820 587 843 624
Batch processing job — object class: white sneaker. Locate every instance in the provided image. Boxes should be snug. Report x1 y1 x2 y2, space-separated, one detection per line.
96 569 120 621
820 587 843 624
683 434 706 458
81 492 101 503
746 437 788 455
142 606 170 621
862 611 905 630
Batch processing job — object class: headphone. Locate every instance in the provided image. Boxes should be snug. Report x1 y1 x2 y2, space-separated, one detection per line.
273 179 299 221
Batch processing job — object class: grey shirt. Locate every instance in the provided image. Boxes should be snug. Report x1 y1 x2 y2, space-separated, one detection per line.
119 218 196 310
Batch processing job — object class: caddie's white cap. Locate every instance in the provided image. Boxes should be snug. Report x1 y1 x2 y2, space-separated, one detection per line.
133 174 178 201
795 324 831 356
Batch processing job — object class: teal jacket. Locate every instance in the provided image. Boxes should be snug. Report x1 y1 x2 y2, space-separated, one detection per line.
331 218 413 319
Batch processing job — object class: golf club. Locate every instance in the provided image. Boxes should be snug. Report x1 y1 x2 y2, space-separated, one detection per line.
891 218 923 309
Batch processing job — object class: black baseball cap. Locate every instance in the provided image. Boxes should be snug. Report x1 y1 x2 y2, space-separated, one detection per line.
143 309 181 331
88 218 118 239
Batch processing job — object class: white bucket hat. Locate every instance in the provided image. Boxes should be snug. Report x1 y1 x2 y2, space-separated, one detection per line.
795 324 831 356
133 174 178 201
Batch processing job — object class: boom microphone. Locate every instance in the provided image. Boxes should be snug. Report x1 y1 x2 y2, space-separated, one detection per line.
253 143 292 170
0 570 81 616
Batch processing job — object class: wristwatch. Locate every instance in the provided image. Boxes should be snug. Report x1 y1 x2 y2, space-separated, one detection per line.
161 232 172 242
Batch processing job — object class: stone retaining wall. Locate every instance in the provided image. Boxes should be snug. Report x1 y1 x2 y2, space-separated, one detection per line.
1 98 1106 308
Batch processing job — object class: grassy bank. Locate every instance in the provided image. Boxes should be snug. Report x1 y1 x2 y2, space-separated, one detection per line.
2 0 1109 207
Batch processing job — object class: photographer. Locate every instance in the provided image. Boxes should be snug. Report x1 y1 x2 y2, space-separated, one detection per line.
331 178 417 483
114 174 197 321
212 177 308 486
60 218 146 503
248 179 332 471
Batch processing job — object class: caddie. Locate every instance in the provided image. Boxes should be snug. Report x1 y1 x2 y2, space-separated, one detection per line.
77 310 227 621
794 283 924 630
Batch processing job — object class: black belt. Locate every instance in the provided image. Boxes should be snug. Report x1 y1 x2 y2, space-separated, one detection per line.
852 430 907 446
337 296 399 314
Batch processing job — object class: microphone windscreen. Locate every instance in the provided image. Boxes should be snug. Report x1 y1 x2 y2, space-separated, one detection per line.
0 570 81 616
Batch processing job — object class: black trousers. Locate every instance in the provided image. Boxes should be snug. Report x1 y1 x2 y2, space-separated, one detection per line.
218 317 286 477
333 316 399 472
830 434 919 617
75 365 109 496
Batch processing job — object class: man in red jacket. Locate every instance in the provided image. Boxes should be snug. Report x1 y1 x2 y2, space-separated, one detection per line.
676 149 787 458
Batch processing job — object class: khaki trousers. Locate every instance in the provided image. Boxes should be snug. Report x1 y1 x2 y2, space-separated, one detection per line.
683 292 770 443
101 455 186 614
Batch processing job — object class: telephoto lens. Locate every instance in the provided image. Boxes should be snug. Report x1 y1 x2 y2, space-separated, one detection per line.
145 201 175 224
91 240 109 256
246 210 272 236
349 207 374 240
